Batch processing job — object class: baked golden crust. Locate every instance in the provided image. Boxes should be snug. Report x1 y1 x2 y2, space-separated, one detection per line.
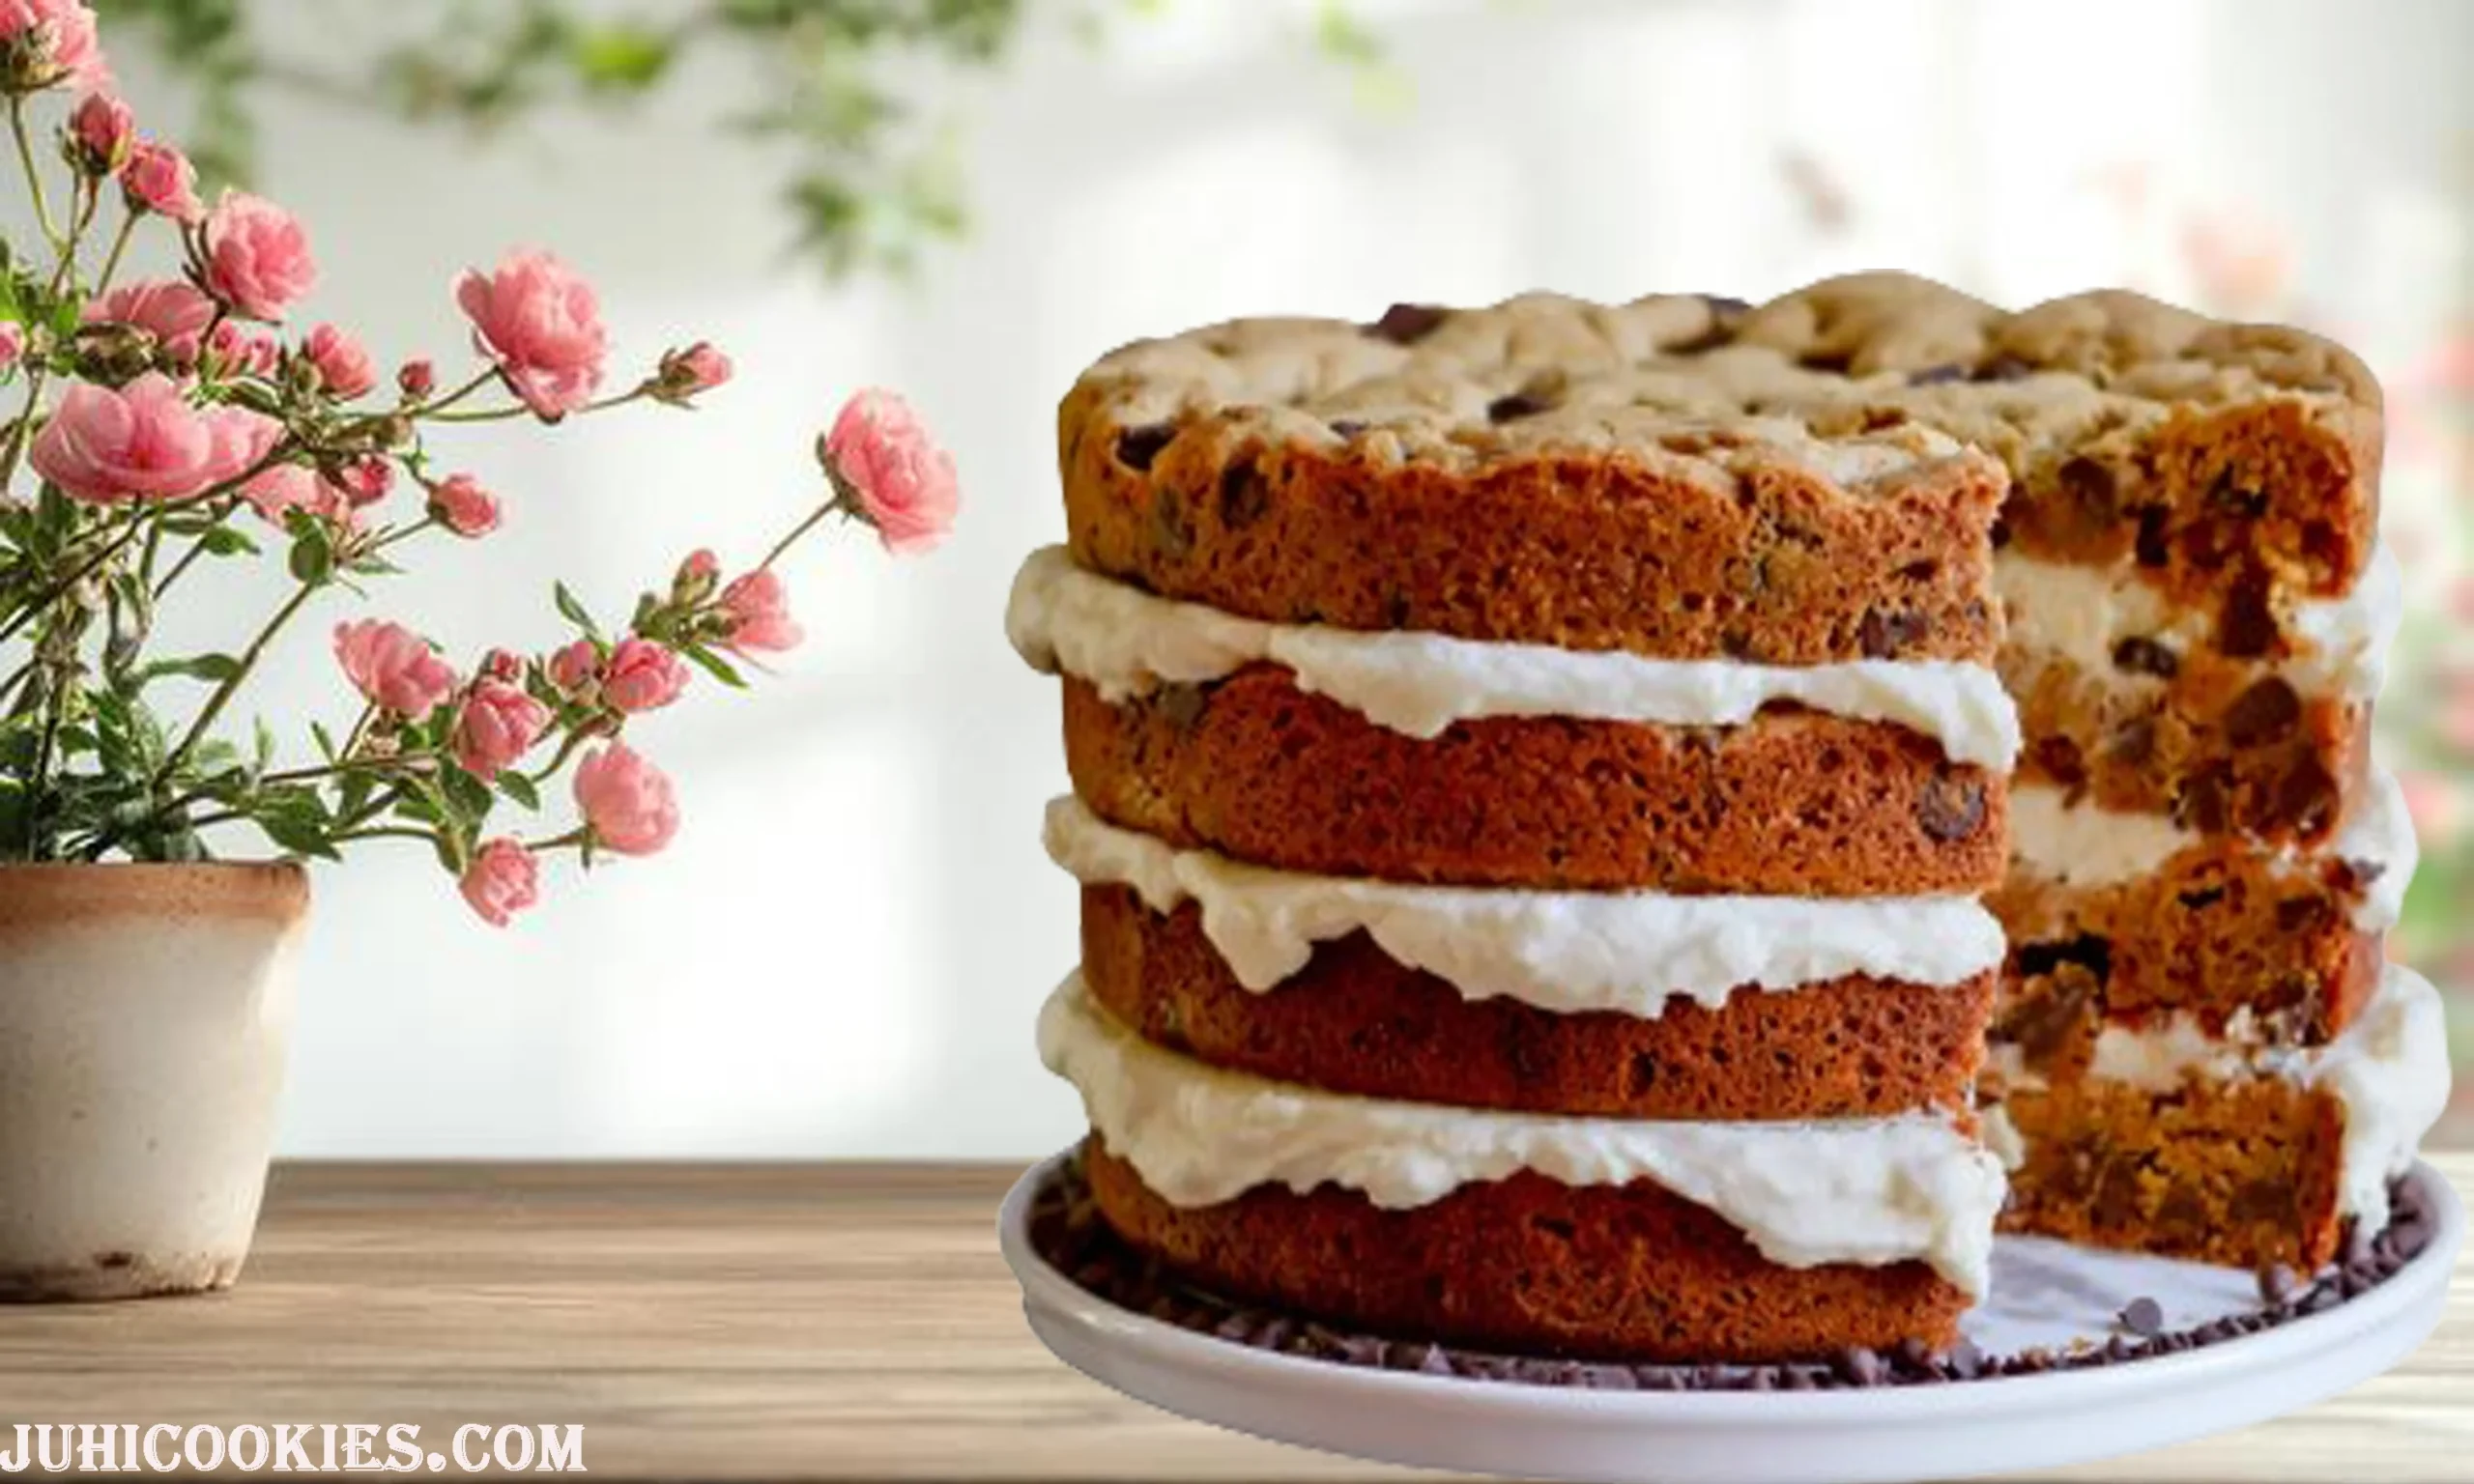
1059 272 2377 663
1085 1140 1971 1364
1079 885 1994 1121
1061 672 2008 896
1990 1078 2345 1271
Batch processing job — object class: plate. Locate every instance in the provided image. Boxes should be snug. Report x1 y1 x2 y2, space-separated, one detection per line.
998 1155 2462 1484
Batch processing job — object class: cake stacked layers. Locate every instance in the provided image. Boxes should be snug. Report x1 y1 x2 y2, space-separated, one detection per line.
1010 290 2023 1362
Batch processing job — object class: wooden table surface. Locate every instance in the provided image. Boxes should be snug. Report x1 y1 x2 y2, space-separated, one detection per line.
0 1159 2466 1482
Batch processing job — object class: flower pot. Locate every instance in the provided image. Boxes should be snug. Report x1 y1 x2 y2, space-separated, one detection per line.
0 862 308 1301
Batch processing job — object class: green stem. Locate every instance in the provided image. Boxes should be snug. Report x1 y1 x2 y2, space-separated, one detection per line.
10 98 60 249
153 579 320 790
406 368 501 419
329 826 439 845
151 498 244 600
93 209 139 295
528 726 599 786
0 516 143 647
758 477 856 572
425 385 651 425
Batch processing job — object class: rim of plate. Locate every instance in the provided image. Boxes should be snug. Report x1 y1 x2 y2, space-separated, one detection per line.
995 1151 2463 1425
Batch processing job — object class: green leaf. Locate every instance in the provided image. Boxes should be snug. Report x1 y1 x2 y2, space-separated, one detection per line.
441 765 495 825
200 526 261 557
681 644 748 689
495 771 541 811
139 653 245 686
553 581 602 639
310 721 338 762
570 23 675 90
286 516 334 585
256 811 340 861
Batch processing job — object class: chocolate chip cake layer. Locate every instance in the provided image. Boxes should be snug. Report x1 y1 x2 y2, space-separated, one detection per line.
1079 884 1998 1121
1982 964 2449 1271
1042 978 2003 1364
1084 1142 1971 1365
1060 273 2376 666
1063 674 2007 895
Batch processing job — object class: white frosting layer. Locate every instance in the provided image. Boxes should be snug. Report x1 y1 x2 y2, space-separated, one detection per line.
1008 547 2021 766
2006 768 2419 932
1046 797 2005 1009
1038 975 2007 1295
2079 963 2451 1227
1996 542 2401 700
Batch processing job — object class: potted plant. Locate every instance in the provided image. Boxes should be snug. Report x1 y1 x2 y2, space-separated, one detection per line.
0 1 960 1299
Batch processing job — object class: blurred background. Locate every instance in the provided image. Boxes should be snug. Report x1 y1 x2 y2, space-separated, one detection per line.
76 0 2474 1155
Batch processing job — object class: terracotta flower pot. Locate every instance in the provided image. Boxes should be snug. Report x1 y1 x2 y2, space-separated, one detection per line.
0 862 308 1301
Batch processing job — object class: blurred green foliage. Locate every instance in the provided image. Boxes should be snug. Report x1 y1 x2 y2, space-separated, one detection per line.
95 0 1393 279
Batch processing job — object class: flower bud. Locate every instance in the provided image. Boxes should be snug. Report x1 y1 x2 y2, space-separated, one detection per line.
397 359 437 400
671 548 720 605
65 93 132 178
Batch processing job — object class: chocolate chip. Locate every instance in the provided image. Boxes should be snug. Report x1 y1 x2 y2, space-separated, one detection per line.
1487 391 1552 423
2056 455 2118 524
2030 735 2088 791
2207 472 2269 517
2108 717 2158 767
1584 1364 1637 1390
2273 759 2340 836
1908 362 1968 386
1972 353 2036 383
2017 933 2113 985
1328 418 1367 440
2118 1298 2165 1336
1702 294 1752 317
1859 607 1932 659
1798 348 1856 374
2219 565 2281 658
2275 895 2336 933
1366 302 1449 345
2174 768 2233 833
1894 1336 1935 1372
2112 636 2179 678
2134 506 2172 568
1916 774 1987 842
1946 1340 1985 1380
1115 423 1176 471
1156 683 1209 730
1218 459 1272 528
1834 1347 1889 1386
2223 676 2301 747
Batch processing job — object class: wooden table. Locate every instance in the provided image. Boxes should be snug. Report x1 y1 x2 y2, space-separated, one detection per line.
0 1160 2466 1482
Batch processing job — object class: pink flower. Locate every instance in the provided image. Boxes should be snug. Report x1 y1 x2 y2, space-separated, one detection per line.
821 387 959 556
453 679 550 781
302 323 376 399
430 472 500 538
716 568 802 655
207 319 280 378
200 190 317 321
67 91 129 175
455 249 608 418
86 278 215 363
334 456 392 507
479 648 524 684
547 639 600 696
459 839 540 928
573 742 679 857
30 373 280 503
121 138 200 222
0 323 21 374
0 1 106 92
654 342 732 403
671 547 720 603
601 637 689 714
333 619 457 719
397 359 436 400
240 464 354 529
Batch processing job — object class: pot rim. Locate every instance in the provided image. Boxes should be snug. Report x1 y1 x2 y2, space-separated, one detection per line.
0 858 310 930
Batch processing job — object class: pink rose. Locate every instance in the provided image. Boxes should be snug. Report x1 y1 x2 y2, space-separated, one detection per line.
67 91 129 175
455 249 608 419
121 138 200 222
547 639 600 696
334 456 392 507
0 323 21 374
429 472 500 538
459 839 540 928
573 742 678 857
716 568 802 655
479 648 524 684
86 278 215 363
302 323 376 399
601 637 689 714
333 618 457 719
30 373 280 504
207 319 280 378
821 387 959 556
397 359 436 400
0 1 105 92
654 342 732 403
201 190 317 321
240 464 355 529
452 679 551 781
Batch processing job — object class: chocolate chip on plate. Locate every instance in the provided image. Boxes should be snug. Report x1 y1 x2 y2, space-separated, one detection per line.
2117 1297 2165 1337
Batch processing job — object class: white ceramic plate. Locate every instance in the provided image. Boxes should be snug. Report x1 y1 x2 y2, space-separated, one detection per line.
998 1156 2462 1484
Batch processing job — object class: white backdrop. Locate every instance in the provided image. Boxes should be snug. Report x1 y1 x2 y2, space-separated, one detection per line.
72 0 2473 1155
